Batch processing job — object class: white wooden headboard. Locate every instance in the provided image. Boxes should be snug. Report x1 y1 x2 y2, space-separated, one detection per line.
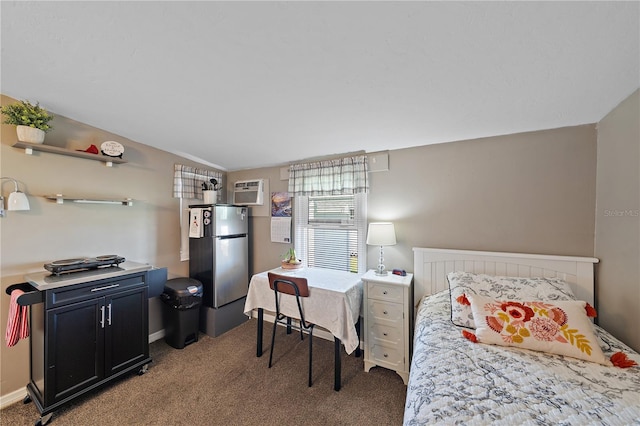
413 248 599 307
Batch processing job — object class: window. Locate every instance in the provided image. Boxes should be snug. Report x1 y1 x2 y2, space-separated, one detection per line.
173 164 223 261
295 193 367 273
288 154 369 273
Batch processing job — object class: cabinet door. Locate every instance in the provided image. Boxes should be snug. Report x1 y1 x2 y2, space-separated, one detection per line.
46 298 104 404
104 286 149 377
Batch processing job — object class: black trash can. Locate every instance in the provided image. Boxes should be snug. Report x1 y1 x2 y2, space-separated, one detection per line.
160 278 203 349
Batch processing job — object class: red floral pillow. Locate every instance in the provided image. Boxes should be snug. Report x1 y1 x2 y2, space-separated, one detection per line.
462 294 637 367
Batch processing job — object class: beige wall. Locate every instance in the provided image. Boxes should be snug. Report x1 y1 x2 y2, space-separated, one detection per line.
368 126 597 272
594 89 640 352
230 125 598 282
0 94 225 402
227 167 293 276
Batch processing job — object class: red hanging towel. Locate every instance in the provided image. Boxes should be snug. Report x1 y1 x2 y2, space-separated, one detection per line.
5 289 29 347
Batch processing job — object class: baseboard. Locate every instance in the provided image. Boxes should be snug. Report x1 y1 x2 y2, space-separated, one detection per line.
149 329 165 343
150 320 345 347
151 316 337 343
151 310 364 349
0 388 28 410
252 312 364 350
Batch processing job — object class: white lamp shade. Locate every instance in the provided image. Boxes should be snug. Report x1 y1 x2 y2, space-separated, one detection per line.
366 222 396 246
8 191 30 211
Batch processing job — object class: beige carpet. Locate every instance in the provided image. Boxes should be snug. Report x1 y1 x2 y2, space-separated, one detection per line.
1 319 407 425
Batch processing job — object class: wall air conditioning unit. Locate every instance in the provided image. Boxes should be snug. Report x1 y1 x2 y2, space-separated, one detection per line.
233 179 264 205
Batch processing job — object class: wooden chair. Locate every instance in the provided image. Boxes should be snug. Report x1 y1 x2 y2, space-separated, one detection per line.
267 272 315 387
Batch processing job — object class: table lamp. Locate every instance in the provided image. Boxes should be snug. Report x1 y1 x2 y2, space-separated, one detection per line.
366 222 396 276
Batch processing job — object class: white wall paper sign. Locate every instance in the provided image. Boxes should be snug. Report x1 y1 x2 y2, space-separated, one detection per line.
189 208 203 238
271 217 291 243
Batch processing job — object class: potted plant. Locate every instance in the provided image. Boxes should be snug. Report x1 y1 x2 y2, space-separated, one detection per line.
1 100 54 144
281 248 302 269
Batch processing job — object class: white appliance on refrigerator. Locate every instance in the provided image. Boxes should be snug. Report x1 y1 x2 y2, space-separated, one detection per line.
188 204 249 337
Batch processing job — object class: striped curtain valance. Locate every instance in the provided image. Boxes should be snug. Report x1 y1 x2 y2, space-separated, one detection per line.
173 164 223 199
288 155 369 196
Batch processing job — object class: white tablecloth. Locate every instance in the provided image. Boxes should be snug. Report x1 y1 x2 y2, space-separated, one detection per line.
244 267 363 354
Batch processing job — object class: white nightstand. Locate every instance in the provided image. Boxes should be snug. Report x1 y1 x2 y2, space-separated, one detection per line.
362 269 413 384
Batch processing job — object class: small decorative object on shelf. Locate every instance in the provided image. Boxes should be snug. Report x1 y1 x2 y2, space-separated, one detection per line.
101 141 124 158
1 100 54 144
281 248 302 269
76 144 99 154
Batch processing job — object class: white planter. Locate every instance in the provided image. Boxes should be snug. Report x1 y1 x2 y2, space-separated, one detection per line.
203 190 217 204
16 125 45 144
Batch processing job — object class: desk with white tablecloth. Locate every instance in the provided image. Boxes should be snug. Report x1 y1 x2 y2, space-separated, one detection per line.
243 267 363 391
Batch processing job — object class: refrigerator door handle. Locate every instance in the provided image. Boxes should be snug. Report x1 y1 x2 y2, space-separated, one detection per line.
217 234 247 239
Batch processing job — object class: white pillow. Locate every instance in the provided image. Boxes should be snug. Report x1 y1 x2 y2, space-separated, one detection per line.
448 272 576 329
467 294 609 365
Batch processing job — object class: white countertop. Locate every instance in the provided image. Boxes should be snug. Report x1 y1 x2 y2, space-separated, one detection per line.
24 261 153 291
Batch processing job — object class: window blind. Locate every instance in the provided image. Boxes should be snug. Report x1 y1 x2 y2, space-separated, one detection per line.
295 194 367 273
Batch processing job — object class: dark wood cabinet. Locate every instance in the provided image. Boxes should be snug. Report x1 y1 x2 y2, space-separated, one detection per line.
105 286 149 376
22 270 151 425
46 297 104 404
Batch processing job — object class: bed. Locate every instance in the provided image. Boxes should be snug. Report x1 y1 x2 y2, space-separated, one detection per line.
404 248 640 425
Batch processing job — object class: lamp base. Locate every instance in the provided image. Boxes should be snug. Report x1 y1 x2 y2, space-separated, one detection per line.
374 264 388 276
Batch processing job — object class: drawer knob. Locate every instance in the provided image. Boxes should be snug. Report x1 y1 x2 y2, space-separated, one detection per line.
383 332 388 336
384 353 388 358
383 311 388 315
383 291 388 295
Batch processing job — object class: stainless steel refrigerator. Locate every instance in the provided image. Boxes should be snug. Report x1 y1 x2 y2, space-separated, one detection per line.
189 204 249 337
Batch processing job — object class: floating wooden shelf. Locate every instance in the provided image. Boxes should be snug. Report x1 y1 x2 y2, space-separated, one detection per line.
13 141 127 166
45 195 133 206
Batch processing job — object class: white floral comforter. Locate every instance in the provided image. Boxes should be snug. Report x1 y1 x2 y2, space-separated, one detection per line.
403 291 640 426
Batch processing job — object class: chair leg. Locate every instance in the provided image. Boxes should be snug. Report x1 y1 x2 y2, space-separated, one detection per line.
268 318 278 368
308 327 314 387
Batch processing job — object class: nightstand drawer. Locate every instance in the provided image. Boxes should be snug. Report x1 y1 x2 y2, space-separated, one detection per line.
369 343 403 368
369 323 402 345
367 282 403 302
368 299 403 324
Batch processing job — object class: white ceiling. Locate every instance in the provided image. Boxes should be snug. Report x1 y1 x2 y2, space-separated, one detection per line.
2 1 638 171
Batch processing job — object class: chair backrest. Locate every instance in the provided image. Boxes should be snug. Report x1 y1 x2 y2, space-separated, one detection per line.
268 273 310 297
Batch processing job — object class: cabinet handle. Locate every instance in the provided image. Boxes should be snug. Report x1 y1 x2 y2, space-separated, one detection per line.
91 284 120 292
100 305 105 328
107 303 112 326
